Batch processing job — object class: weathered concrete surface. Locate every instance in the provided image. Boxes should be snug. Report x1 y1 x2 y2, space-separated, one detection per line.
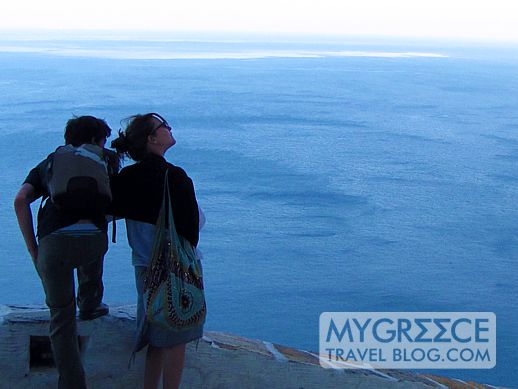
0 305 506 389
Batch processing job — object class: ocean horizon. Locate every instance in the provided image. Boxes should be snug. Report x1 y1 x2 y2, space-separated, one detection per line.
0 36 517 387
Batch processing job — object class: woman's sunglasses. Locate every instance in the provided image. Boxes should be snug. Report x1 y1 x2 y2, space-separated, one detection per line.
150 113 172 133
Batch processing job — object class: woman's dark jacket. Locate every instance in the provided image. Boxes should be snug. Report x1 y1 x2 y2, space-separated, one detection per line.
110 153 199 247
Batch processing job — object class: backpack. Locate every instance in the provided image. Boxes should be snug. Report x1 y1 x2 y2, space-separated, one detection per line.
47 144 112 214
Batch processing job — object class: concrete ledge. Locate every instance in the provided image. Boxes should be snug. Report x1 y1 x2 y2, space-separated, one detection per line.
0 305 507 389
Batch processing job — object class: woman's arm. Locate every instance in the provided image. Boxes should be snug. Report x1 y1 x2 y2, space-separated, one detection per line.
170 171 199 247
198 206 206 231
14 183 39 262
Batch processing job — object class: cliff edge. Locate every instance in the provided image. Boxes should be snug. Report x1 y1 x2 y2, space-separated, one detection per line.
0 305 506 389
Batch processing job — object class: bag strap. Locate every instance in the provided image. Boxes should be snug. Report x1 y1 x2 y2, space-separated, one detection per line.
163 170 201 276
163 170 179 239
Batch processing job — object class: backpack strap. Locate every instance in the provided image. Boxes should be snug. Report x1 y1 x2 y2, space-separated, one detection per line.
111 215 117 243
38 195 48 214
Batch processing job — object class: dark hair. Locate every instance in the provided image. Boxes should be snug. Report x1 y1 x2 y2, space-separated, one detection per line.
64 115 112 147
111 113 166 162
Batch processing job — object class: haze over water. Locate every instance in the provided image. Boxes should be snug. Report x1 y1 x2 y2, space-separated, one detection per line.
0 37 517 387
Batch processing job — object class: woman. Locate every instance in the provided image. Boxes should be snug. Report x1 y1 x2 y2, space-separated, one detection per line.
110 113 201 389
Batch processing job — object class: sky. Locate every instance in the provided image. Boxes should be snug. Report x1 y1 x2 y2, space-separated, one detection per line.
2 0 518 42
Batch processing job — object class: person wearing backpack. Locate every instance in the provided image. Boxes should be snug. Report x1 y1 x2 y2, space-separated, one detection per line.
13 115 119 389
110 113 201 389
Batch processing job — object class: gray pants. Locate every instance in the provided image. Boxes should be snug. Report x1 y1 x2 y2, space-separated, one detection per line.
36 232 108 389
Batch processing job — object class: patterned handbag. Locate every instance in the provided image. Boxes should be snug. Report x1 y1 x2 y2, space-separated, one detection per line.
144 171 206 331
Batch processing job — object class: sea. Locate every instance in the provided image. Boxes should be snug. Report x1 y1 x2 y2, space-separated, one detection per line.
0 32 517 387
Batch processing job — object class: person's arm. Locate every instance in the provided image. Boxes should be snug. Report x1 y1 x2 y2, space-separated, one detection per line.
170 170 199 247
14 183 39 262
198 205 206 231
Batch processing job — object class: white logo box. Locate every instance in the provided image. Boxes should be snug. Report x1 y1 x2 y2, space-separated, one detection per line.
319 312 496 369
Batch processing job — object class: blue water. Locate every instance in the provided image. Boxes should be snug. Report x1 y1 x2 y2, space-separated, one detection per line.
0 38 517 387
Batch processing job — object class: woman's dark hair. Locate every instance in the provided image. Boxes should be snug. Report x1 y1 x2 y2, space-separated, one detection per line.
64 115 111 146
111 113 166 161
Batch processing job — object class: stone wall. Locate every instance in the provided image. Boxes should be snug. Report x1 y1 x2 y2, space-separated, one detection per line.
0 305 505 389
